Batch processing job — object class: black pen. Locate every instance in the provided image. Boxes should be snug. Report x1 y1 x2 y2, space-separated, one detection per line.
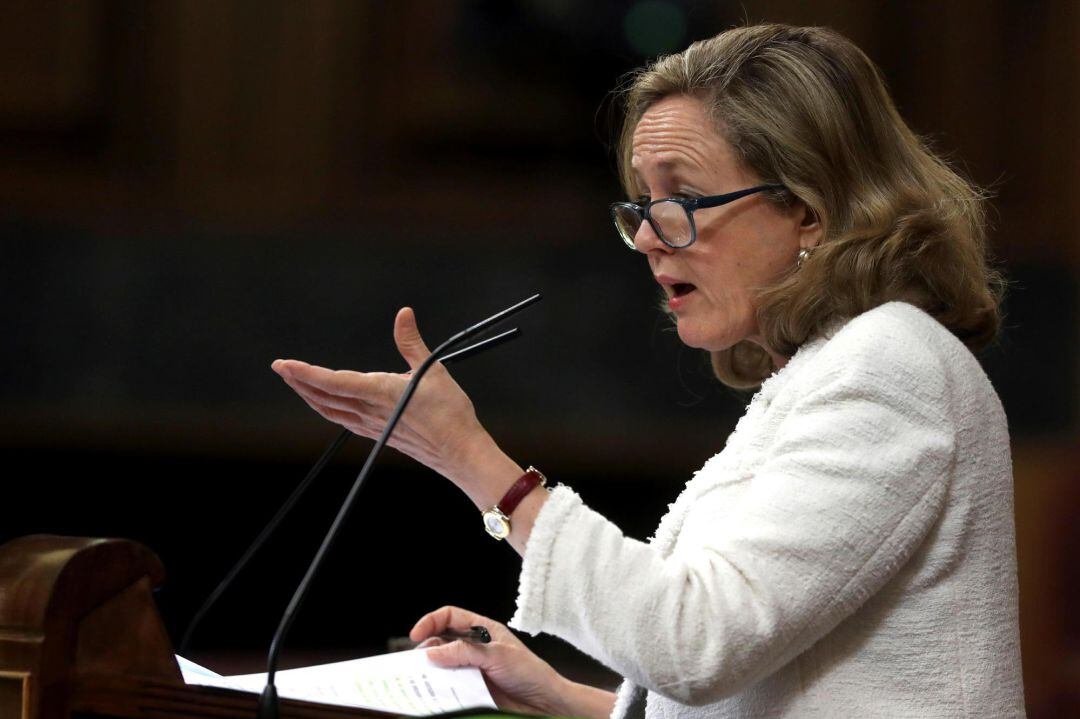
437 625 491 644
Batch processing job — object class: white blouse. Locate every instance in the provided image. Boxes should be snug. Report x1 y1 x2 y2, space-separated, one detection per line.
510 302 1025 718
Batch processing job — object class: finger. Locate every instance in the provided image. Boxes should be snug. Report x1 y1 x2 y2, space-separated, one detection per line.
284 379 432 459
279 378 382 435
416 637 444 649
282 374 384 418
306 400 368 434
279 374 369 423
425 639 491 670
272 358 312 377
282 362 400 405
394 307 434 371
303 402 424 454
284 377 344 421
410 606 486 642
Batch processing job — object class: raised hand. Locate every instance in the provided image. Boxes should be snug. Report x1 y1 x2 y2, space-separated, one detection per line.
272 307 543 553
271 307 490 482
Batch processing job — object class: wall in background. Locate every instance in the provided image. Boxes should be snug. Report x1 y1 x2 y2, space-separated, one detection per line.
1 1 1076 715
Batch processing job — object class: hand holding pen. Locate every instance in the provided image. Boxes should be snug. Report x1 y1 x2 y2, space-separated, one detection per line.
437 625 491 644
409 605 577 717
388 624 492 652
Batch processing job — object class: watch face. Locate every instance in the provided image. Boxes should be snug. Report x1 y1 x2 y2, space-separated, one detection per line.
483 510 510 539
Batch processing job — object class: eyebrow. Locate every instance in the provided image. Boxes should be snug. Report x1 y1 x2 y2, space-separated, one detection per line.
630 160 700 196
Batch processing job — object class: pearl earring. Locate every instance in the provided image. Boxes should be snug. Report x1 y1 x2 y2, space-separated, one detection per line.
797 247 813 269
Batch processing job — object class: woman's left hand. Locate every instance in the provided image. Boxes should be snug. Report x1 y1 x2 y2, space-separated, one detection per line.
413 606 567 716
411 606 619 719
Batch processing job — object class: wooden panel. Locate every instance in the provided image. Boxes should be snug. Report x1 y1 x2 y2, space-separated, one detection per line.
1013 441 1080 717
0 671 29 719
168 0 368 216
0 0 106 123
0 536 401 719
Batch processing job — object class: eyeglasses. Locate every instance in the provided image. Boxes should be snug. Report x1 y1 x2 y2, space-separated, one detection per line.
610 183 786 250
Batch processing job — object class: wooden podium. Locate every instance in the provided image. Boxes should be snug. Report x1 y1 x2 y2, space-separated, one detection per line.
0 535 491 719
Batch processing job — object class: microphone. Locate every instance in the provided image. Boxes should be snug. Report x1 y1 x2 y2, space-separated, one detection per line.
254 294 542 719
177 326 522 656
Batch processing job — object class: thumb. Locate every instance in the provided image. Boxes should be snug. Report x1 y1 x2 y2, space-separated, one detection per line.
394 307 433 370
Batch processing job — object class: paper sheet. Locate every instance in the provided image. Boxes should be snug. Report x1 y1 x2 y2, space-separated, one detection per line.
178 649 497 716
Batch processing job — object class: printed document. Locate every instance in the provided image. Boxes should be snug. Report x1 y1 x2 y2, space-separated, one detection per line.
177 649 497 716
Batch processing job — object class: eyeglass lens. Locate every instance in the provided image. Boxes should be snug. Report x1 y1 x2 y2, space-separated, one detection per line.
649 201 692 247
612 205 643 248
612 200 693 249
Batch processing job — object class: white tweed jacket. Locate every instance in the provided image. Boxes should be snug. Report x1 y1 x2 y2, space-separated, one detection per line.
510 302 1025 718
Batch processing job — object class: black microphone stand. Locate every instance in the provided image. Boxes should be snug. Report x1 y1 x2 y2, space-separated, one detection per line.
178 327 521 657
256 294 541 719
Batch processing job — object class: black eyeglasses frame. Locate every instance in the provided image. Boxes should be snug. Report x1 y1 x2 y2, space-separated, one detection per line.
610 183 787 250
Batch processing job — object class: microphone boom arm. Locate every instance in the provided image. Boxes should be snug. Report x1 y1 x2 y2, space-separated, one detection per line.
256 294 541 719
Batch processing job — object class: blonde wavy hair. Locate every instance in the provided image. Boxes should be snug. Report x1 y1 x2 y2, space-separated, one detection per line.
615 24 1004 388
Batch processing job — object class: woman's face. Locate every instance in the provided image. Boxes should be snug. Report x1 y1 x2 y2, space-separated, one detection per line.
629 94 819 359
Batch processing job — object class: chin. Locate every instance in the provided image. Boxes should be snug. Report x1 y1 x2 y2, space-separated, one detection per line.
675 318 740 352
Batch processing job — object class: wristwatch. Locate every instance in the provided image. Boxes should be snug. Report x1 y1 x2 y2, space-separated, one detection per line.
482 466 547 540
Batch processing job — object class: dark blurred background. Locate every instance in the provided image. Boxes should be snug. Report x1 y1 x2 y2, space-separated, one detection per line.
0 1 1076 716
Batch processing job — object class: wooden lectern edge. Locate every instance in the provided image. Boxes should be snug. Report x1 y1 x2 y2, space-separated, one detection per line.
0 535 537 719
71 672 399 718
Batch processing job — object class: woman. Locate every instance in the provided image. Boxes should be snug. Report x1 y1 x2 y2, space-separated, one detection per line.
272 24 1025 718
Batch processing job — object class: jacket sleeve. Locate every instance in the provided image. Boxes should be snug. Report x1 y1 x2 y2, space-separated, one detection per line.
509 328 956 704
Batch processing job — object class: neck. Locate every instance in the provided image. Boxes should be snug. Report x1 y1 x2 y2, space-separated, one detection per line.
747 335 789 371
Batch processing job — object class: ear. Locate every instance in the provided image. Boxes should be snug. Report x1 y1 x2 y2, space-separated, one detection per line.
796 202 823 250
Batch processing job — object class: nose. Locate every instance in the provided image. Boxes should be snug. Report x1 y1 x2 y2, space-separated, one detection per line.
632 218 674 255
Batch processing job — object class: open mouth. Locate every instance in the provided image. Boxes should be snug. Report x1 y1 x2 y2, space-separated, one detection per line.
672 282 697 298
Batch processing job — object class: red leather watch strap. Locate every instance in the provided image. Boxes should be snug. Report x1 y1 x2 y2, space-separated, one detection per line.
496 467 546 517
